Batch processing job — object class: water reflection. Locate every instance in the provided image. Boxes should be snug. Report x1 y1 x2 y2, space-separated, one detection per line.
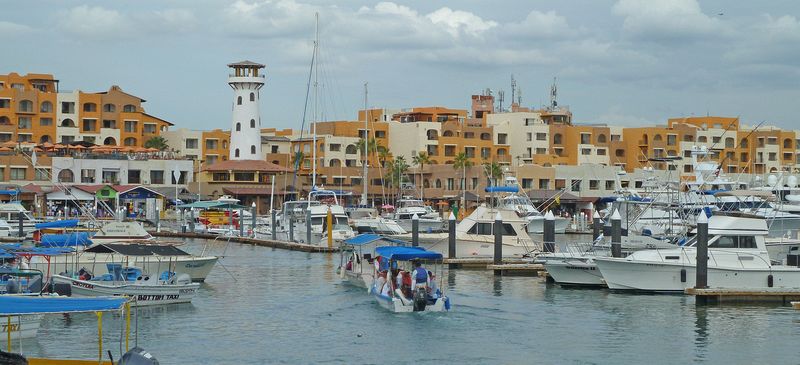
492 276 503 296
693 305 709 360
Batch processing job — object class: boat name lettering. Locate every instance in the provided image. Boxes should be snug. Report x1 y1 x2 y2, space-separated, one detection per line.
72 281 94 289
137 294 180 301
1 324 19 332
179 288 196 294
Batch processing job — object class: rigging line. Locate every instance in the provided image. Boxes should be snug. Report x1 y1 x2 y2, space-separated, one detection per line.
291 36 317 192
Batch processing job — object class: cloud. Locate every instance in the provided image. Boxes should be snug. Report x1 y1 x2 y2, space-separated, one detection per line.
0 21 33 35
612 0 727 42
504 10 574 40
426 7 498 38
58 5 132 40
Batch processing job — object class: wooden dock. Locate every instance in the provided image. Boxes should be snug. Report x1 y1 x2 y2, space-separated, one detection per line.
685 287 800 304
443 257 530 268
151 231 339 253
485 263 546 276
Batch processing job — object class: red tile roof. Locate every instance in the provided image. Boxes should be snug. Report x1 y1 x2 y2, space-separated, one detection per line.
203 159 291 173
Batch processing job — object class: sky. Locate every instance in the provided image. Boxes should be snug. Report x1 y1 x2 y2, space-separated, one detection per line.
2 0 799 131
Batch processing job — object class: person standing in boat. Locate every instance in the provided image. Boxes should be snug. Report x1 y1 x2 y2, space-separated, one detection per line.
411 261 429 295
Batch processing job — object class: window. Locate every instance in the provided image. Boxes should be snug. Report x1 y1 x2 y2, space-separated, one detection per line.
526 133 532 142
536 132 547 141
18 117 31 129
0 99 9 108
605 180 615 190
345 145 357 154
539 179 550 189
40 101 53 113
39 135 51 143
235 148 240 158
698 136 707 143
710 236 757 249
466 223 517 236
329 144 341 152
553 133 563 144
81 169 96 183
597 148 606 156
61 102 75 114
589 180 599 190
580 133 591 144
555 179 566 189
250 92 255 102
9 168 26 180
536 147 547 154
597 134 607 143
185 139 198 149
82 119 96 132
61 136 75 143
684 165 693 173
18 100 33 113
375 131 386 138
83 103 97 112
150 170 164 184
61 118 76 127
236 123 241 131
712 137 721 144
271 146 279 153
56 169 73 182
464 132 474 139
17 134 32 142
123 169 139 184
143 124 156 134
234 172 255 182
581 148 591 155
123 104 136 113
784 138 793 149
769 152 777 161
83 136 95 143
250 119 255 128
123 137 136 146
465 147 475 158
667 135 676 146
251 145 256 154
725 137 735 148
571 180 581 192
102 170 119 184
124 120 137 132
205 139 218 150
102 120 116 129
497 133 507 144
237 96 242 105
103 104 116 112
611 134 621 142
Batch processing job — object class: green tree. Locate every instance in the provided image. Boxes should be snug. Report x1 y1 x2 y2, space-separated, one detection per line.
453 152 473 214
412 151 432 199
291 151 305 171
386 155 409 188
144 136 169 151
483 161 503 187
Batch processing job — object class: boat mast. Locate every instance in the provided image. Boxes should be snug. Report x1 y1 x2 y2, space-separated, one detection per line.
311 12 319 194
361 82 369 207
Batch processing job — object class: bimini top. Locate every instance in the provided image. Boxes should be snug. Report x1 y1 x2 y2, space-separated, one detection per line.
35 219 80 229
84 243 189 256
375 246 443 261
485 186 519 193
0 296 127 316
344 234 408 246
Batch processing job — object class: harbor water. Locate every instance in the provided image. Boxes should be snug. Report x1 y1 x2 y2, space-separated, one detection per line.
17 238 800 364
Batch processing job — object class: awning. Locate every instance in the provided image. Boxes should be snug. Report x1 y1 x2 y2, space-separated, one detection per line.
84 243 190 256
344 234 409 246
0 296 127 315
485 186 519 193
375 246 443 261
35 219 80 229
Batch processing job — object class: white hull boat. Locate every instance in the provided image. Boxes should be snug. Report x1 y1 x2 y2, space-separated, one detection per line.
90 221 155 244
526 216 570 234
0 314 43 341
371 288 448 313
544 257 606 286
26 253 218 283
52 275 200 307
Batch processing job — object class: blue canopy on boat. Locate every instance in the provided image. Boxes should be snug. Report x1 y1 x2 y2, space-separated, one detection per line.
35 219 80 229
375 246 443 261
0 250 14 259
13 247 75 256
485 186 519 193
0 296 127 315
344 234 408 246
39 232 92 247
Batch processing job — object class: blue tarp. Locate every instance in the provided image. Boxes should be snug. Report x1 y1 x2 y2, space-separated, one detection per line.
35 219 80 229
39 232 92 247
0 296 127 315
375 246 443 261
0 190 19 195
344 234 408 246
485 186 519 193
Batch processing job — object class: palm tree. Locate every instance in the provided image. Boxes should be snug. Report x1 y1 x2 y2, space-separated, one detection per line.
386 155 409 189
412 151 432 199
483 161 503 187
144 136 169 151
377 147 390 168
291 151 305 171
453 152 473 216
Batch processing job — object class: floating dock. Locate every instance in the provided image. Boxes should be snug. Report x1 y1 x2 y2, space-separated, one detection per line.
485 263 546 276
685 287 800 304
443 257 530 269
151 231 338 253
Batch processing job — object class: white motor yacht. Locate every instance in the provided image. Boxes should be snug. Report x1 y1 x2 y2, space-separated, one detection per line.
392 198 444 233
90 221 155 244
0 203 39 237
274 189 356 245
594 212 800 292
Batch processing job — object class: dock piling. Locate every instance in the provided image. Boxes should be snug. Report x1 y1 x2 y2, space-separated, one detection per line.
180 208 186 233
327 207 333 248
18 212 23 237
448 212 456 261
611 209 622 258
271 210 277 241
289 215 295 242
239 208 245 237
305 209 312 244
188 209 195 232
543 211 555 253
411 213 419 247
250 203 257 237
695 211 709 290
592 208 602 241
493 211 503 275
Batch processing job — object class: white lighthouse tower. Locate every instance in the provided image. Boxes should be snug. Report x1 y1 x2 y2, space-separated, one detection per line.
227 60 265 160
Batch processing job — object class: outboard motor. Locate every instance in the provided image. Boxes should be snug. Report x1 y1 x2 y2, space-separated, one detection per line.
413 286 427 312
118 347 159 365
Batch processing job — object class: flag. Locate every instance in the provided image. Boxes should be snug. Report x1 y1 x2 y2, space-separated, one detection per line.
31 149 37 167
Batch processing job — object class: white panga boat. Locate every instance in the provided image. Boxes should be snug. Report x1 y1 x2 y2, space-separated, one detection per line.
338 234 408 289
52 263 200 307
594 212 800 292
22 243 218 283
368 246 450 313
0 268 47 341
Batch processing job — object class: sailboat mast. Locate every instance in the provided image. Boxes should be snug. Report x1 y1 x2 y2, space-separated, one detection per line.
311 12 319 191
361 82 369 206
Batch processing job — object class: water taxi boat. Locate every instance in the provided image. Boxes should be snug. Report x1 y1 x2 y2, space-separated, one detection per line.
369 246 450 312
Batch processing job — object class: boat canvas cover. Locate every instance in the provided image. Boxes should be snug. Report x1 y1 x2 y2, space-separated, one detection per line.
35 219 80 229
0 296 126 315
485 186 519 193
84 243 190 256
344 234 408 246
375 246 443 261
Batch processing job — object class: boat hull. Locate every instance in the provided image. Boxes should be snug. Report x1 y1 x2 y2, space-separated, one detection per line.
52 276 200 307
543 259 605 286
595 258 800 292
371 289 448 313
526 218 569 234
0 315 42 341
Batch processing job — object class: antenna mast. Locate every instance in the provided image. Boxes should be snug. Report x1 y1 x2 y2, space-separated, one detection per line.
510 75 516 106
550 77 558 109
311 12 319 191
361 82 369 206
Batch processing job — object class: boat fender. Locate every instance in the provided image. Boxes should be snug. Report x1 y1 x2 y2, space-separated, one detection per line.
768 274 774 288
680 269 686 283
394 289 410 305
444 296 451 311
